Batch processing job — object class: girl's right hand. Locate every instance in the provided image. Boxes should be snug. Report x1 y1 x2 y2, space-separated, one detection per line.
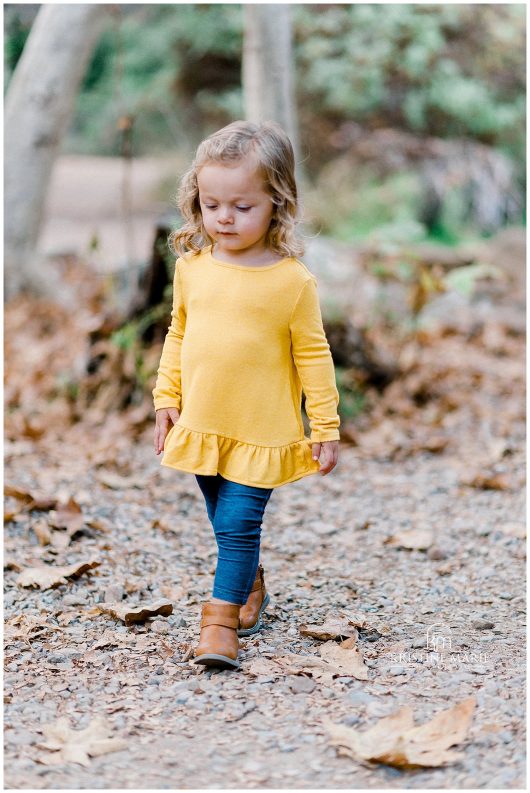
154 408 180 455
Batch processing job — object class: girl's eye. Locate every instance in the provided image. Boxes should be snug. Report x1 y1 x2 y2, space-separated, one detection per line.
236 206 251 212
204 204 217 210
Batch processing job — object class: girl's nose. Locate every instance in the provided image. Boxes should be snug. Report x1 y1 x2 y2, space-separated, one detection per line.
218 207 233 224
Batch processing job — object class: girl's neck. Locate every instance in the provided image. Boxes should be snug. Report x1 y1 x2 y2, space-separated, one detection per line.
210 243 284 268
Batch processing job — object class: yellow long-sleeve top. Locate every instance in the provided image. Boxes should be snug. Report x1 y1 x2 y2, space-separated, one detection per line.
152 246 340 488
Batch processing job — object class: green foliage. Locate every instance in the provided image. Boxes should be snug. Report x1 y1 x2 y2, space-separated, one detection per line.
110 303 169 393
5 4 523 165
3 5 32 88
306 166 425 243
295 3 525 164
4 3 524 243
334 368 366 421
443 262 503 297
66 4 243 155
111 304 167 352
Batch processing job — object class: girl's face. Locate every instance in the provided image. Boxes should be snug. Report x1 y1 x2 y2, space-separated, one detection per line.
197 158 276 263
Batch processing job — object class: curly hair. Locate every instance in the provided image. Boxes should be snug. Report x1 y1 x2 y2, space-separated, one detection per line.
169 120 304 259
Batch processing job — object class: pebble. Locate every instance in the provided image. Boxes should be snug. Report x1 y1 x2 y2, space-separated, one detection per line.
175 690 193 704
4 591 20 607
5 729 36 746
63 594 87 606
104 585 125 602
59 647 83 658
342 714 361 726
278 743 296 753
388 665 407 676
427 547 447 560
47 654 71 665
150 620 169 635
473 619 495 630
347 690 375 705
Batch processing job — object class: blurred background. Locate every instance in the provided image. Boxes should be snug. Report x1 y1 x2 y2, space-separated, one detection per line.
4 7 527 787
4 1 526 464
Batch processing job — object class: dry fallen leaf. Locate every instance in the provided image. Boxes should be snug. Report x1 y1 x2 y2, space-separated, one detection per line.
272 653 339 685
96 471 146 490
37 716 127 767
96 599 173 624
151 518 174 533
4 484 57 511
4 483 37 502
85 516 111 533
339 610 389 634
384 528 433 550
32 519 53 546
92 629 136 649
3 558 23 572
247 657 284 678
16 559 100 589
300 616 357 640
4 508 20 523
325 696 476 769
463 472 512 491
318 634 370 680
49 498 85 533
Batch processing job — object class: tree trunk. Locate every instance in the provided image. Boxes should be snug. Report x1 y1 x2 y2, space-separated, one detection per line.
4 4 106 300
242 4 299 162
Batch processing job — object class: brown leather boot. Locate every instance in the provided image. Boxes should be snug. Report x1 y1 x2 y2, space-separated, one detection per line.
237 564 270 637
192 602 241 670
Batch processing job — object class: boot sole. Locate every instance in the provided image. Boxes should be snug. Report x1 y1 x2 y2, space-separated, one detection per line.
192 653 240 670
237 593 271 637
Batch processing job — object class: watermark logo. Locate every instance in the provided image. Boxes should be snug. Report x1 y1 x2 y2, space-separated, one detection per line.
426 622 452 653
389 621 490 671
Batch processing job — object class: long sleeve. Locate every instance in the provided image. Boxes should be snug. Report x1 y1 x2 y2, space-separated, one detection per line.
289 277 341 443
152 260 186 411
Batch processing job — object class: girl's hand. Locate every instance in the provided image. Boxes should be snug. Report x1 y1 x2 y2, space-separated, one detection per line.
154 408 180 455
312 440 339 475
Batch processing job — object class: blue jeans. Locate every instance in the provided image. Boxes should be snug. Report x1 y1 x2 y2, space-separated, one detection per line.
195 474 274 604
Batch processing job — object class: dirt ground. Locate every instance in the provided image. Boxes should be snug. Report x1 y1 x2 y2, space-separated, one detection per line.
4 416 526 788
4 157 526 788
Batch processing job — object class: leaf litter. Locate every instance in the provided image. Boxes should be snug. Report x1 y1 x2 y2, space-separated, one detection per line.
3 233 526 787
36 716 128 767
325 696 476 768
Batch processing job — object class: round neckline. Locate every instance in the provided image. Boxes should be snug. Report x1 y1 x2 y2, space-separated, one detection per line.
207 246 290 271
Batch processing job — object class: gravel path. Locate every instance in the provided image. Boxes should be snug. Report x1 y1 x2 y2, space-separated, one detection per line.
4 428 526 789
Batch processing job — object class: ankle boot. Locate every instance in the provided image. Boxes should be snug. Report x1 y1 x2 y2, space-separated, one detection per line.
237 564 270 637
192 602 241 670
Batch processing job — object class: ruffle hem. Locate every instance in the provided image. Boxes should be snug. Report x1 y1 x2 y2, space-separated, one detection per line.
161 423 320 488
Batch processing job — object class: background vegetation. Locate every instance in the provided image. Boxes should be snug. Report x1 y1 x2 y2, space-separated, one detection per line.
5 2 526 247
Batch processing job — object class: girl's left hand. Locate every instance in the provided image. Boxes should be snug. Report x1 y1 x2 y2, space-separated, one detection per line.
312 440 339 475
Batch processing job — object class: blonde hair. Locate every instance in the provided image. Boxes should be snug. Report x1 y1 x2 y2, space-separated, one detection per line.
169 120 304 259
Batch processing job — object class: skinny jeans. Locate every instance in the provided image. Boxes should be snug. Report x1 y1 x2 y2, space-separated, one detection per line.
195 473 274 604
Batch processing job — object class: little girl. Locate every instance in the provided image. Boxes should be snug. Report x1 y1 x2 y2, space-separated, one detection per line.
152 120 340 671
